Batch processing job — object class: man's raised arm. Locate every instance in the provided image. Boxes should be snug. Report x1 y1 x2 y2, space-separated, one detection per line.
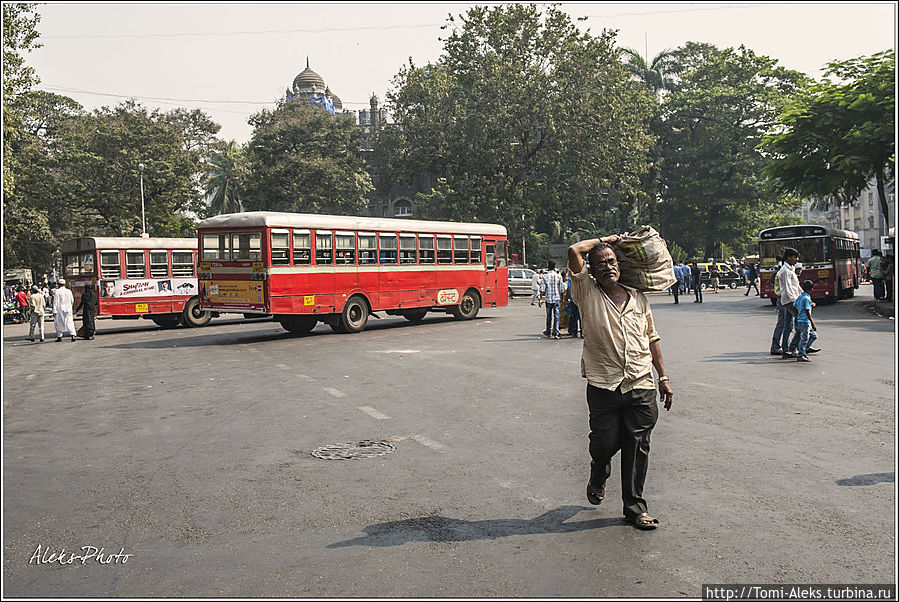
568 236 619 274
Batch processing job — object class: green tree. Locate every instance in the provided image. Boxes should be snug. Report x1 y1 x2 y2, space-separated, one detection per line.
204 140 245 216
619 47 683 95
3 91 85 273
761 50 895 222
381 4 656 249
3 2 42 198
241 100 372 214
656 42 807 258
47 100 218 239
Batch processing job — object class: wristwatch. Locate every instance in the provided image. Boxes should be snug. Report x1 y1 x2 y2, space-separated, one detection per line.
658 375 670 382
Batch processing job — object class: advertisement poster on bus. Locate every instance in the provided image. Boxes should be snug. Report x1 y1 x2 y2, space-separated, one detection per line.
198 280 265 309
100 278 199 298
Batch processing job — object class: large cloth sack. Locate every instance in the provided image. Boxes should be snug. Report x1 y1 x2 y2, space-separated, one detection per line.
613 226 677 292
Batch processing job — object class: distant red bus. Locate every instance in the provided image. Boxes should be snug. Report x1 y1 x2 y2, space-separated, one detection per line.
60 237 212 328
758 225 861 304
196 212 509 334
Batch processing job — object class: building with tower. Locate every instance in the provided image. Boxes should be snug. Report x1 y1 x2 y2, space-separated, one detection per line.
284 61 431 219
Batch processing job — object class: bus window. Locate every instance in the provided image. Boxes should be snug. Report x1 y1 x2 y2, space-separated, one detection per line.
203 233 229 261
496 241 507 267
379 233 397 264
100 251 121 279
81 253 95 275
454 236 469 264
150 251 169 277
65 254 80 277
400 235 417 264
316 231 333 265
232 232 261 261
293 230 311 265
358 233 377 265
486 245 496 269
336 232 356 265
437 236 452 264
126 251 146 278
172 251 194 277
418 235 435 264
470 237 482 264
271 229 290 265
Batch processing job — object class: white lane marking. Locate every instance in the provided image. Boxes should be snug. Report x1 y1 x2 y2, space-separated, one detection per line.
276 364 290 369
357 406 390 420
323 387 346 398
375 349 421 354
410 434 446 451
25 374 36 380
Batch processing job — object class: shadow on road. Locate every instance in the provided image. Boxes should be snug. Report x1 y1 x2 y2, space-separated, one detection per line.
95 315 487 349
836 472 894 486
327 505 619 548
700 352 783 365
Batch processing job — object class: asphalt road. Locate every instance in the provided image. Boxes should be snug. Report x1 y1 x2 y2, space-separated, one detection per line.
2 285 895 597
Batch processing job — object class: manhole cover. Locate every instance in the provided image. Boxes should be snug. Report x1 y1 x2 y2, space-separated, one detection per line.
311 440 396 460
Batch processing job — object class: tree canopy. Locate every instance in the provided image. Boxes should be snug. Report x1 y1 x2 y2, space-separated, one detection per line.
240 100 372 215
654 43 808 257
379 4 657 249
761 50 895 222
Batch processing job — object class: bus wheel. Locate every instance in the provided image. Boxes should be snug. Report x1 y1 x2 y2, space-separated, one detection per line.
279 315 317 334
339 296 369 333
182 297 212 327
451 290 480 320
151 314 181 329
402 308 428 322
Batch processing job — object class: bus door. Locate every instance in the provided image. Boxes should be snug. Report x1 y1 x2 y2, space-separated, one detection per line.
481 238 497 307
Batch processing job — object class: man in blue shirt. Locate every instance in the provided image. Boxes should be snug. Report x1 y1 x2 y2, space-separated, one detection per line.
539 261 565 339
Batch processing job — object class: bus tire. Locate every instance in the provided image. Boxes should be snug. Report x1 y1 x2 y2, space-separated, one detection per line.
182 297 212 327
279 315 317 334
402 308 428 322
151 314 181 329
451 290 480 320
339 296 369 333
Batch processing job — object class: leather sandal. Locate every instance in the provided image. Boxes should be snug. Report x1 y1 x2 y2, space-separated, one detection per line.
586 483 605 505
625 512 660 530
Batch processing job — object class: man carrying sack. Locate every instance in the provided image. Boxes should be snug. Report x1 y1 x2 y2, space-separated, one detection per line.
567 233 674 530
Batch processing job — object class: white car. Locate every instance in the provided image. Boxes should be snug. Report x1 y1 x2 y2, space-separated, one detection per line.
507 268 538 297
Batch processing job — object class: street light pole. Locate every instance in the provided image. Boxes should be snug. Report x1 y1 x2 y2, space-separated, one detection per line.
139 163 147 238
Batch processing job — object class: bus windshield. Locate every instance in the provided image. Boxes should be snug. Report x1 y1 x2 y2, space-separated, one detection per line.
760 237 830 266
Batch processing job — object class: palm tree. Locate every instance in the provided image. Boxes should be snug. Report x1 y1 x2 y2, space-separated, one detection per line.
619 47 683 96
205 140 244 216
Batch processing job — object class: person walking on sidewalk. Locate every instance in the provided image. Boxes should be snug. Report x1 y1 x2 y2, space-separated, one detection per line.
539 261 564 339
53 279 77 342
26 285 46 342
567 237 673 530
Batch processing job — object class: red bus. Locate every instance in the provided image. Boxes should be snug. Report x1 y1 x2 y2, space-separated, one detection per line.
758 225 861 304
60 237 213 328
196 212 509 334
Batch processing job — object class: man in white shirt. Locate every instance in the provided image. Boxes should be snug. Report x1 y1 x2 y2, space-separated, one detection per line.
53 279 77 342
777 247 802 358
567 237 673 530
530 270 542 305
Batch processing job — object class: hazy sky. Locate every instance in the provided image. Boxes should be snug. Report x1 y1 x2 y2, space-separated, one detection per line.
27 2 897 143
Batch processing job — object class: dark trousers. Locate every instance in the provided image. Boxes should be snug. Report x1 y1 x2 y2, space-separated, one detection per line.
872 277 884 300
568 304 581 335
587 384 659 518
693 278 702 302
670 283 679 303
